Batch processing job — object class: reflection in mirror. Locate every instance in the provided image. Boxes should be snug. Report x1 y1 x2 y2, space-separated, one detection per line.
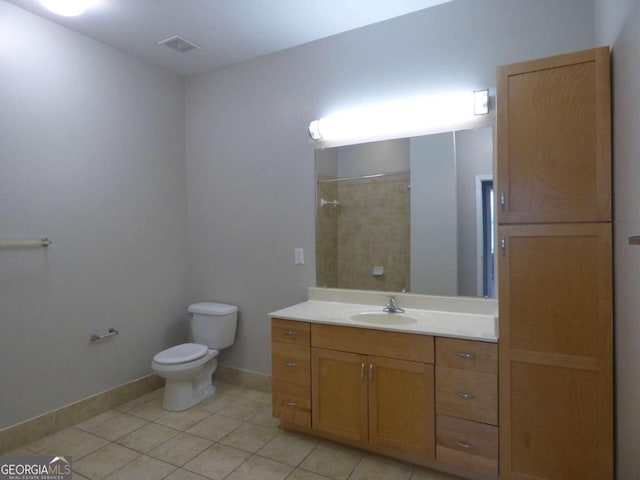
315 127 494 298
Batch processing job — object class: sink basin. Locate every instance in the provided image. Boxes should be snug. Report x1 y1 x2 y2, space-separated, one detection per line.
350 312 418 326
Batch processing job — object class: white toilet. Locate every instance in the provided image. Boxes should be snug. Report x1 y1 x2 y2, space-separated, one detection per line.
152 302 238 411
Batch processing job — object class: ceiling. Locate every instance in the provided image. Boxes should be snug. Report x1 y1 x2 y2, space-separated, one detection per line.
6 0 454 77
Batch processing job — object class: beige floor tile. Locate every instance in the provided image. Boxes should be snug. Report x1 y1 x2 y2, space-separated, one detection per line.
185 413 242 441
28 426 78 453
115 388 163 413
257 430 318 466
410 468 463 480
155 409 211 431
214 383 249 397
81 413 149 441
225 455 293 480
196 393 238 413
116 422 179 453
75 409 121 431
248 405 280 428
163 469 210 480
47 430 109 460
127 398 167 421
73 443 140 479
6 447 37 455
240 389 272 404
148 432 213 467
183 443 250 479
299 442 363 480
287 469 335 480
349 456 412 480
103 454 176 480
217 399 267 421
72 471 90 479
219 422 279 453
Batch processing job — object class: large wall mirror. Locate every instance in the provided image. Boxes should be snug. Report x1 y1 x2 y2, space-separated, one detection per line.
315 126 495 298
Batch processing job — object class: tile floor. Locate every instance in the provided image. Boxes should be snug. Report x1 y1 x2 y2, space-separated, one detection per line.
12 383 462 480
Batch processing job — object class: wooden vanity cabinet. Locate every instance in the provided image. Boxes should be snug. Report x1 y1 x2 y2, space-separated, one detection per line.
435 338 499 476
497 47 613 480
271 319 311 427
311 324 435 459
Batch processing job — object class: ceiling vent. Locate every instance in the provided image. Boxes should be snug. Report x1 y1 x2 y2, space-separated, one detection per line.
157 35 202 53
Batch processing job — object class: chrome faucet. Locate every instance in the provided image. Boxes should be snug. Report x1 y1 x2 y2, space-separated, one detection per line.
383 295 405 313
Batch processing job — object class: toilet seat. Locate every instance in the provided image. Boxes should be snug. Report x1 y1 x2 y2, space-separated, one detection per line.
153 343 209 365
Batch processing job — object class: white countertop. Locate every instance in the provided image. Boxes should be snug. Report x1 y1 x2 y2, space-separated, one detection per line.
270 299 498 343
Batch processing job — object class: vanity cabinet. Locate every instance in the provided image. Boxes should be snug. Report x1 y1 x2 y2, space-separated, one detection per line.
496 47 611 224
271 319 311 427
311 324 435 459
435 338 499 476
497 47 613 480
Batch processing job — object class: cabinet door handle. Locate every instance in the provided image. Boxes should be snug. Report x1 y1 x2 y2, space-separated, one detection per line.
456 440 475 451
285 401 298 407
284 329 297 336
456 392 476 400
369 364 374 382
500 191 505 212
501 237 506 256
284 361 297 367
455 352 476 360
361 363 365 381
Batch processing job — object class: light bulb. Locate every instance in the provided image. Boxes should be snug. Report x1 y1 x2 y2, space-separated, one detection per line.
40 0 99 17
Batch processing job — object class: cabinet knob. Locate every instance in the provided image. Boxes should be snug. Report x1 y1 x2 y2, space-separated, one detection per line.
456 392 476 400
455 352 476 360
456 440 475 451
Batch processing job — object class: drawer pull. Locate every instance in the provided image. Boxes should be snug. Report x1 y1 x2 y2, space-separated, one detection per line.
361 363 365 381
369 363 374 382
456 440 475 451
284 329 297 336
284 361 298 367
455 352 476 360
285 401 298 407
456 392 477 400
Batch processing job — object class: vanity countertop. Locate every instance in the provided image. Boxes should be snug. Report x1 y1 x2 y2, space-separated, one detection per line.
270 298 498 343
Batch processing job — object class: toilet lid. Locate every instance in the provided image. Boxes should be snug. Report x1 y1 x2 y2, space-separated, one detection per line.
153 343 209 365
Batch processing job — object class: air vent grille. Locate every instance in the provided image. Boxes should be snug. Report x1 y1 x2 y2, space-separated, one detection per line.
157 35 202 53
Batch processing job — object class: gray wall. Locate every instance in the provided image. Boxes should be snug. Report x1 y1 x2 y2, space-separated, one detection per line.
0 2 190 429
185 0 594 375
595 0 640 477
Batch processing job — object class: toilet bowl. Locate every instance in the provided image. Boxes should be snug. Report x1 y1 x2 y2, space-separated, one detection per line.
152 303 238 411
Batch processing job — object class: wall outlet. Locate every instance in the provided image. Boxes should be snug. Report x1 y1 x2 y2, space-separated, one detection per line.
295 248 304 265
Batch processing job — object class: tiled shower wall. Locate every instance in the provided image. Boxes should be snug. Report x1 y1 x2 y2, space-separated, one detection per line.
317 174 410 292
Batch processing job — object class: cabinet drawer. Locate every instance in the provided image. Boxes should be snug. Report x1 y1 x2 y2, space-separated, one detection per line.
272 342 310 386
436 414 498 476
436 366 497 425
272 318 310 346
311 324 434 363
436 338 497 373
272 380 311 427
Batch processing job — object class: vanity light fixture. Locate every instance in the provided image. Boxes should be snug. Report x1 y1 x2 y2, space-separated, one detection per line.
40 0 99 17
308 90 489 142
474 89 490 115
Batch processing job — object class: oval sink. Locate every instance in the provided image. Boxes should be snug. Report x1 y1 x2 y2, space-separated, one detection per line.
350 312 418 326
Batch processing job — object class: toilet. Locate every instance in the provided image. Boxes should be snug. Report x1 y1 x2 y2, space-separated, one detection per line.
152 302 238 411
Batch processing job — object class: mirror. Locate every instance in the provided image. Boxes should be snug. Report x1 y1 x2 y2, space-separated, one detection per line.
315 126 494 298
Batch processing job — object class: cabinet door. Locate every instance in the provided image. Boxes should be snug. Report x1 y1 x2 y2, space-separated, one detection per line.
311 348 368 442
497 47 611 224
368 356 434 458
498 223 613 480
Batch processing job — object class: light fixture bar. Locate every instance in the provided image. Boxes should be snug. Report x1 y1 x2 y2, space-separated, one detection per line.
308 90 489 142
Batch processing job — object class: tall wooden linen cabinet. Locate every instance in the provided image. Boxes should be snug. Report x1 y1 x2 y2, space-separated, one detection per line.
497 47 613 479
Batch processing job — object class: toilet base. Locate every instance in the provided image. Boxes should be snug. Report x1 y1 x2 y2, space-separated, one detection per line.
159 356 218 411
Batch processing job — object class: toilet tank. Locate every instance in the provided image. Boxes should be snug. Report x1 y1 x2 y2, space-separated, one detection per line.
188 302 238 349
